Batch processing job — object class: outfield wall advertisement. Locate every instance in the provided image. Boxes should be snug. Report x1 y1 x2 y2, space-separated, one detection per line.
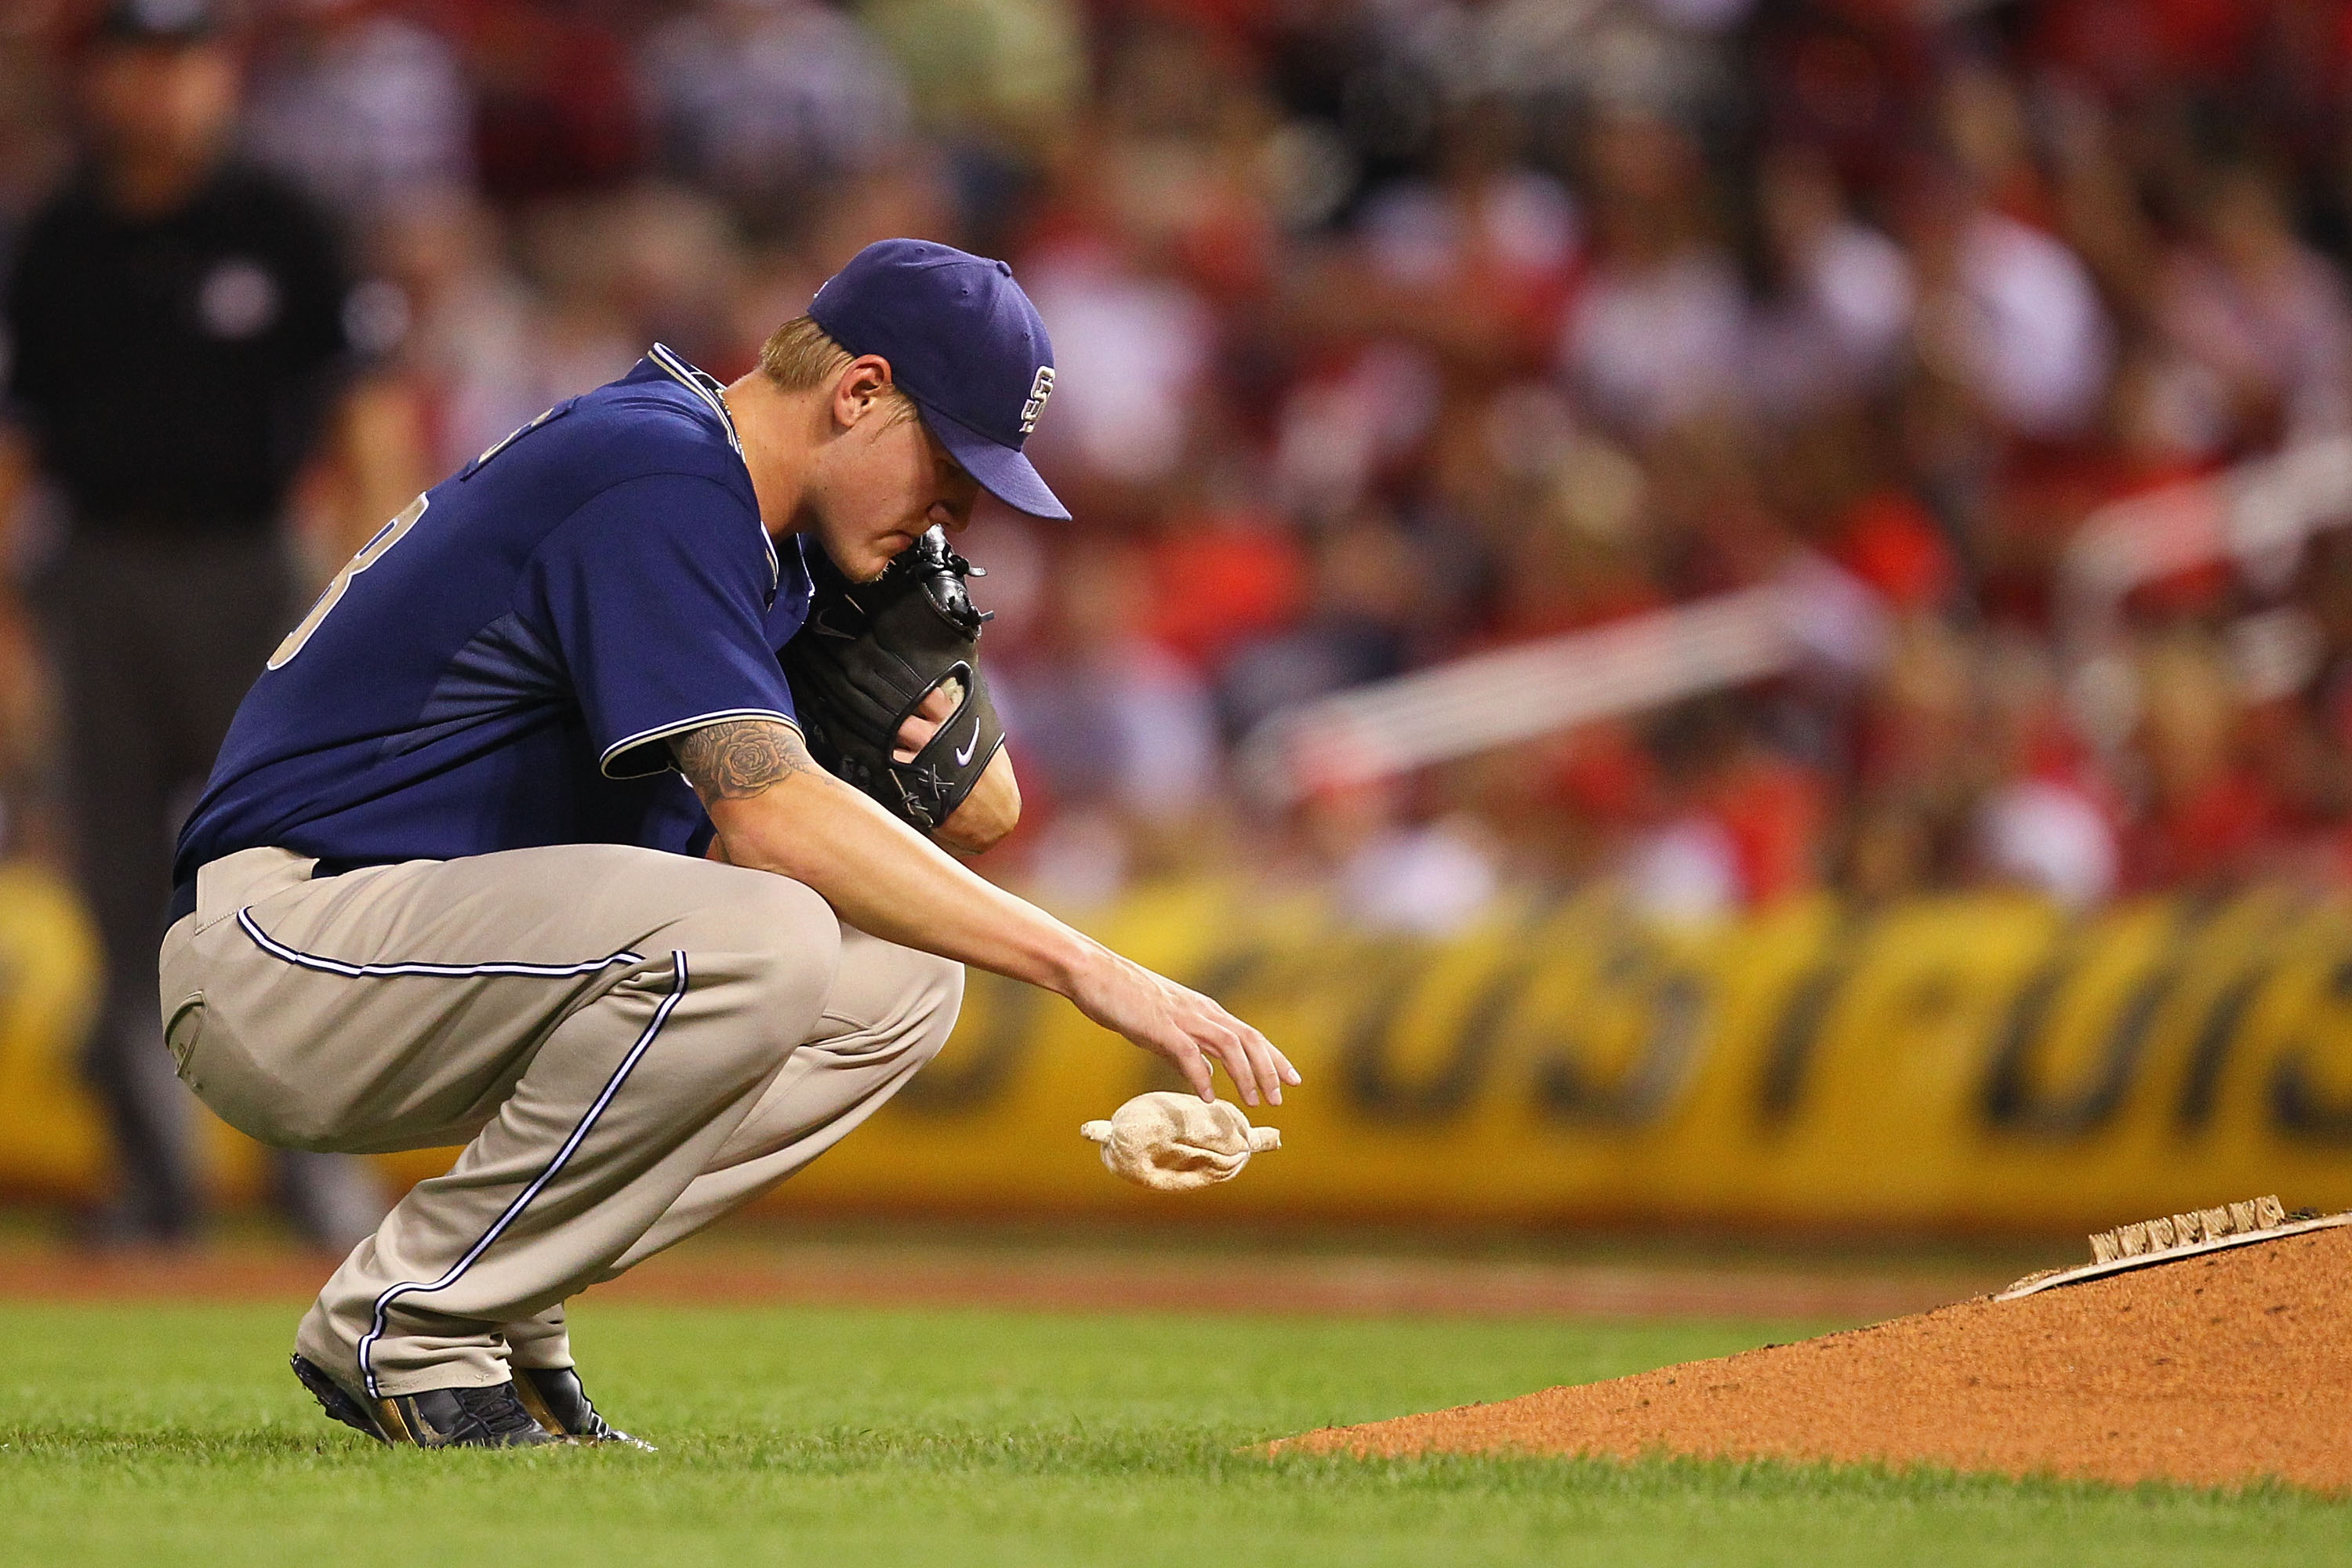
5 864 2352 1229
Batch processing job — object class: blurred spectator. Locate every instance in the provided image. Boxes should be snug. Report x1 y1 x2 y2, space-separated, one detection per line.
994 541 1220 905
1221 506 1422 735
1909 180 2114 442
1976 775 2119 906
1624 697 1824 921
1341 102 1581 371
857 0 1085 154
1747 144 1915 419
1970 631 2119 907
1271 341 1443 520
445 0 644 201
640 0 909 238
1563 111 1747 433
2159 165 2352 451
368 184 554 474
0 0 399 1248
1295 775 1501 936
2122 630 2291 891
1021 238 1218 497
9 0 2352 973
243 0 473 221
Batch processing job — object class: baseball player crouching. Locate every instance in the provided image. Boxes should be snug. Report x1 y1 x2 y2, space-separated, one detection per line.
161 239 1298 1449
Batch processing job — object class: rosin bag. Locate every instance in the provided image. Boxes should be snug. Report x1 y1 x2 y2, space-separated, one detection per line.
1080 1091 1282 1192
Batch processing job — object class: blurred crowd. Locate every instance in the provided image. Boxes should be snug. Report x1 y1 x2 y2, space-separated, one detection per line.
11 0 2352 934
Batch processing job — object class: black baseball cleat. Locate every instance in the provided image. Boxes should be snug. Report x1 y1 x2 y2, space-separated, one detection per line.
290 1354 570 1448
513 1365 656 1450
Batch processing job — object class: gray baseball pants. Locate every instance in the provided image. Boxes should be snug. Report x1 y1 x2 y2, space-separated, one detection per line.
157 843 961 1398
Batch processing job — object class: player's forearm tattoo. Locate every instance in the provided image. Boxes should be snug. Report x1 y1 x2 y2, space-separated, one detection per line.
673 720 820 803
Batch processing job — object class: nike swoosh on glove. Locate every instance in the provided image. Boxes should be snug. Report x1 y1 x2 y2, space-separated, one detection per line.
779 527 1007 832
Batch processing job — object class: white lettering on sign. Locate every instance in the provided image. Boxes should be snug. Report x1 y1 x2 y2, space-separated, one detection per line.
1019 366 1055 436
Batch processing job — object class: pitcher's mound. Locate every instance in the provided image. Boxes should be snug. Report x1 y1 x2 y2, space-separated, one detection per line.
1275 1225 2352 1492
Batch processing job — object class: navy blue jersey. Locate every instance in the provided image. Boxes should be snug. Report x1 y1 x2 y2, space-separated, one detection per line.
175 347 811 884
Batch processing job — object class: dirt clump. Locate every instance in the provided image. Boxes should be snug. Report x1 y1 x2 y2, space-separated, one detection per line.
1276 1226 2352 1492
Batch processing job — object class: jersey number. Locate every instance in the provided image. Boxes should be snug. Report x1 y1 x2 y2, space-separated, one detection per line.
268 493 430 670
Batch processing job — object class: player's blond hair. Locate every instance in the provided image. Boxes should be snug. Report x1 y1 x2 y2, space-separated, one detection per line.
760 316 919 427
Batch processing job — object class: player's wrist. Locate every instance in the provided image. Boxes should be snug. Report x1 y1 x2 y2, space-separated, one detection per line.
1040 928 1117 1004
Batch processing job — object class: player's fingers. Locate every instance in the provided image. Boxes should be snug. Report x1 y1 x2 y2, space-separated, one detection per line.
1201 1021 1266 1106
1232 1023 1287 1106
1161 1032 1215 1101
893 713 943 761
1200 1020 1262 1105
892 681 964 761
914 681 960 721
1193 1001 1283 1105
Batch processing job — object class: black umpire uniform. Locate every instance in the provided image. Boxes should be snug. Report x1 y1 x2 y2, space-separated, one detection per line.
2 1 376 1245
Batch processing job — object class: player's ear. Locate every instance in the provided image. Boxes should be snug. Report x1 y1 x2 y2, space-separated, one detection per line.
833 355 898 430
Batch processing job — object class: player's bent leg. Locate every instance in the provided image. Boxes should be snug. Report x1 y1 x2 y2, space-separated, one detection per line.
602 926 964 1276
291 872 843 1399
162 842 850 1415
500 1301 572 1370
480 937 955 1450
162 844 839 1154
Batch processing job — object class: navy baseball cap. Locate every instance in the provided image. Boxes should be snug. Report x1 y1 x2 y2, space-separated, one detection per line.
809 239 1070 521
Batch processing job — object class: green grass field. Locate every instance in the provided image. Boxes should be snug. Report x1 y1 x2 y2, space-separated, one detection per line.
0 1298 2339 1566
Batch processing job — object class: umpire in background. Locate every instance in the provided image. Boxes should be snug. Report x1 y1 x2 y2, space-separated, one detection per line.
0 0 389 1248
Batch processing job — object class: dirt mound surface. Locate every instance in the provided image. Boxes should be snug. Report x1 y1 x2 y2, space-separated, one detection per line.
1276 1226 2352 1492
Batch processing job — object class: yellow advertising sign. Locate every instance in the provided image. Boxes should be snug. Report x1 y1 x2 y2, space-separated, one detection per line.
5 862 2351 1231
0 862 103 1200
778 881 2352 1229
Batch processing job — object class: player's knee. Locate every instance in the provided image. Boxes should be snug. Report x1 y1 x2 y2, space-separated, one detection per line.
665 870 833 957
667 874 842 1040
900 951 964 1069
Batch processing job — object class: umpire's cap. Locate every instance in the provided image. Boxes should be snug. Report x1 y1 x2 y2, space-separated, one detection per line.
95 0 225 43
809 239 1071 521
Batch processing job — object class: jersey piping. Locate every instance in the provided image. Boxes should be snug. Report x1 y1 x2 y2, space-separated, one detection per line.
235 906 651 980
647 341 779 594
352 949 691 1396
598 706 804 781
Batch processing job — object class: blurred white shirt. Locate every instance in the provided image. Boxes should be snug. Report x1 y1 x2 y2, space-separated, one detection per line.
1335 819 1501 936
1022 247 1214 487
1975 778 2118 909
1624 815 1742 923
1564 248 1747 432
245 12 472 216
1940 212 2112 439
641 0 909 203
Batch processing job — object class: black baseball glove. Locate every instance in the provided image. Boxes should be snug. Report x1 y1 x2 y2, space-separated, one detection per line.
780 528 1007 832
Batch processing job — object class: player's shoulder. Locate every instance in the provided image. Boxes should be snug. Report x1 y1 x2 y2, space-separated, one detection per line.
559 348 750 489
437 349 756 538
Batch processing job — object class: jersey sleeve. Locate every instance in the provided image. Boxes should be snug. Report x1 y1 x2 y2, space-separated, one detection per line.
531 472 797 779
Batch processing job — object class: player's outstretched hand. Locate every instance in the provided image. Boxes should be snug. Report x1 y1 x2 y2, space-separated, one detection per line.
1066 949 1299 1107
